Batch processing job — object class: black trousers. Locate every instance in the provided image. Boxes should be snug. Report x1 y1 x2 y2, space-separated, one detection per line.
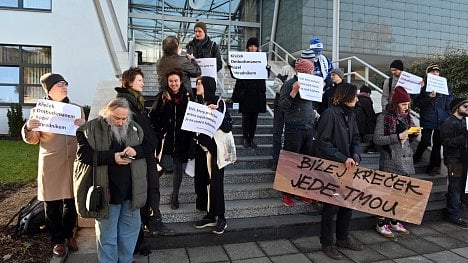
141 157 161 227
283 127 315 155
44 198 77 244
194 145 225 218
242 113 259 141
320 203 352 246
414 128 442 167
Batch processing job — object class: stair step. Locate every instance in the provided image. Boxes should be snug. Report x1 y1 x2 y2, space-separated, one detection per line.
236 144 272 156
232 115 273 125
160 197 319 223
232 124 274 134
234 134 272 145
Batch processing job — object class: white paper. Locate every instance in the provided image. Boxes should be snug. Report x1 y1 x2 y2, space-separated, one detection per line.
297 73 323 102
185 159 195 177
191 58 217 88
426 74 449 95
228 52 268 79
32 99 81 136
396 71 423 94
181 101 224 137
232 103 239 110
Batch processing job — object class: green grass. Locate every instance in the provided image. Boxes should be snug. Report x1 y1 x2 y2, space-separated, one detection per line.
0 139 39 185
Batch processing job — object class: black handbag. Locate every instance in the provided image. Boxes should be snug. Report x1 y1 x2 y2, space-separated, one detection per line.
85 153 104 212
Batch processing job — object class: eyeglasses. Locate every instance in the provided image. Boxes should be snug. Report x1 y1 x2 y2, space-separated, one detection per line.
55 81 68 88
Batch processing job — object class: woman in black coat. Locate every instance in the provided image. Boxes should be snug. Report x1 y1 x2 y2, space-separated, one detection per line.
149 69 192 210
192 76 232 235
115 67 174 238
231 37 267 148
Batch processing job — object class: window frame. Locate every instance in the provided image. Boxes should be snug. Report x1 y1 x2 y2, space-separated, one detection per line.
0 44 51 106
0 0 52 11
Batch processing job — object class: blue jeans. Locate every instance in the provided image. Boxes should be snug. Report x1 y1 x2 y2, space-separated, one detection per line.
95 200 141 263
272 93 285 162
446 162 467 220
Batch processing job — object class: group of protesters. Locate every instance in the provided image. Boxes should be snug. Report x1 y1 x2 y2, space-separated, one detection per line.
21 22 468 262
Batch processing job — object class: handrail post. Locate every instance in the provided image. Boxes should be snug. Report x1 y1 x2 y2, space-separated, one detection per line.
347 58 352 83
365 66 369 86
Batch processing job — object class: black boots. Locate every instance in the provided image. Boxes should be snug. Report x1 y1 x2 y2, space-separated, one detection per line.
148 217 175 236
170 193 179 210
242 137 257 148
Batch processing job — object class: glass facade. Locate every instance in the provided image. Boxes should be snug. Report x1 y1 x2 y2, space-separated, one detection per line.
0 0 51 10
0 45 51 105
129 0 262 63
263 0 468 63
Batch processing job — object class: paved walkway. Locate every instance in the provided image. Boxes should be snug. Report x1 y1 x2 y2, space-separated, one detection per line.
63 217 468 263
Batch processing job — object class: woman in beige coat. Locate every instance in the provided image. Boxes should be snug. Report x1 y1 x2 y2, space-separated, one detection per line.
22 73 85 257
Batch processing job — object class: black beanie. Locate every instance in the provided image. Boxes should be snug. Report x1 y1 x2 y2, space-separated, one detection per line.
246 37 260 49
194 22 207 34
40 73 67 93
449 97 468 113
390 60 404 71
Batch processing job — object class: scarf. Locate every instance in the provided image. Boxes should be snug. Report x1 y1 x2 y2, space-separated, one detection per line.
383 111 412 136
169 89 184 105
314 54 329 80
127 88 145 112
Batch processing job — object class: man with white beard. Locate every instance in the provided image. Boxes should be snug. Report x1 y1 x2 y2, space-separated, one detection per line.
74 97 147 263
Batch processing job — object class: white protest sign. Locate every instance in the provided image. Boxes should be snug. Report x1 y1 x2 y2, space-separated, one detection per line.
297 73 323 102
426 74 449 95
396 71 423 94
191 58 217 88
32 99 81 136
181 101 224 137
228 52 268 79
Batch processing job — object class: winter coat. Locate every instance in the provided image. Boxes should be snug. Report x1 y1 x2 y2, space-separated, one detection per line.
156 54 201 91
373 111 415 176
149 86 193 162
381 77 399 109
75 117 147 219
316 81 345 115
440 115 468 165
279 76 316 128
354 93 377 136
413 85 452 130
22 103 84 202
315 105 361 163
231 78 267 113
186 36 223 72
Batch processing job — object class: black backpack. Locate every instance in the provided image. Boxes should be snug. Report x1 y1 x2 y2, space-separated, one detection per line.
5 196 46 238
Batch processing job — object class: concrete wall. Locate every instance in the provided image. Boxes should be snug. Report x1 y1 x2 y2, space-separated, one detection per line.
0 0 128 134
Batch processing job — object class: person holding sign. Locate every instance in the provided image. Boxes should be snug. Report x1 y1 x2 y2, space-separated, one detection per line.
278 58 316 207
440 97 468 228
22 73 85 256
157 36 201 98
381 60 404 109
373 86 418 238
115 68 174 243
413 64 452 176
192 76 232 234
230 37 268 148
149 70 193 211
314 83 363 260
186 22 222 72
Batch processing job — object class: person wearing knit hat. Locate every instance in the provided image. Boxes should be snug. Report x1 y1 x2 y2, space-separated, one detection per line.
22 72 85 256
381 59 405 109
277 58 316 207
412 63 452 175
317 67 346 114
440 96 468 228
373 85 417 239
230 36 268 149
315 83 363 260
308 37 333 83
300 49 315 61
330 68 344 80
186 21 222 72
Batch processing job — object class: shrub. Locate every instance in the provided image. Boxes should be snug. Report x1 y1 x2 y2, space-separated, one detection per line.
6 104 26 138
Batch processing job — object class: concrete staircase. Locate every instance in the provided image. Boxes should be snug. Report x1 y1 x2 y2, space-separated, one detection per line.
145 107 448 250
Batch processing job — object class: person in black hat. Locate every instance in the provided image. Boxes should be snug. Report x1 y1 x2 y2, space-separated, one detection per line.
22 73 85 257
381 59 404 109
412 64 452 175
230 37 268 148
186 21 222 72
440 97 468 228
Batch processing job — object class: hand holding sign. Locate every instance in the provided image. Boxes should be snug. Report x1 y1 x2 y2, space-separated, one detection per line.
426 74 449 95
297 73 323 102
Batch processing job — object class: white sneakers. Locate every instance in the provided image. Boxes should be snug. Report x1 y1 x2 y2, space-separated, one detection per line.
376 222 410 238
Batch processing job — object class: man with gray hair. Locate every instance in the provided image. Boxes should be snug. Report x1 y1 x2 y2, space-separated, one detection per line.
75 97 147 263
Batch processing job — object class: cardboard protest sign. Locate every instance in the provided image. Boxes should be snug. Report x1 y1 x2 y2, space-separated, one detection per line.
396 71 423 94
32 99 81 136
273 150 432 224
181 101 224 137
228 52 268 79
426 74 449 95
191 58 217 88
297 73 323 102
